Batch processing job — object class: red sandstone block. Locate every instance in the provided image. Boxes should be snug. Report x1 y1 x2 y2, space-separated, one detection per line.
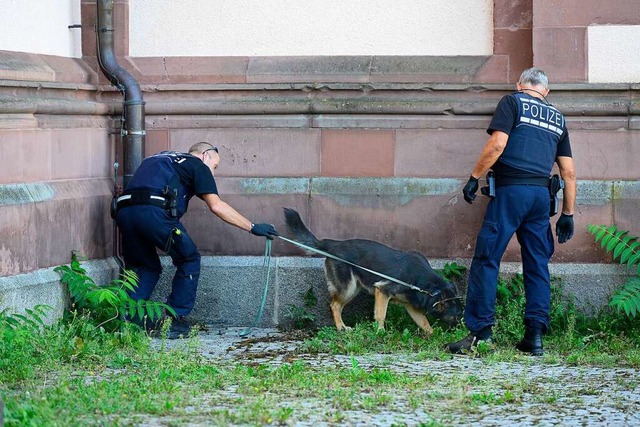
169 128 321 177
145 115 310 130
51 130 91 180
0 52 55 82
371 56 490 84
22 131 52 183
554 204 615 263
130 57 249 85
494 0 533 28
113 1 129 57
472 55 511 84
145 129 169 156
395 129 488 178
568 117 631 131
321 129 394 177
89 129 112 179
44 55 97 85
0 204 38 275
80 2 96 58
570 130 638 180
182 193 300 256
0 130 24 184
614 198 640 237
533 27 587 83
534 0 640 27
33 196 112 269
307 195 486 259
247 56 371 84
0 130 52 184
313 115 489 130
493 29 533 83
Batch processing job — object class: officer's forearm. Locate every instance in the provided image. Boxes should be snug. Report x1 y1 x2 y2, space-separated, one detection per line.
202 193 253 231
471 131 508 178
212 201 253 231
471 154 499 179
556 156 576 215
561 177 576 215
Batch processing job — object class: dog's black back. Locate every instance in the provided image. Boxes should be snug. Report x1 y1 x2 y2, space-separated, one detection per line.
283 207 462 327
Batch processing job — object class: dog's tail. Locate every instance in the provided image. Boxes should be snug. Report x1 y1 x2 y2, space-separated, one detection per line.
283 207 322 253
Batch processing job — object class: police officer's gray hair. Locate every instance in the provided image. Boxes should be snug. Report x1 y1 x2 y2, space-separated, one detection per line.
518 67 549 89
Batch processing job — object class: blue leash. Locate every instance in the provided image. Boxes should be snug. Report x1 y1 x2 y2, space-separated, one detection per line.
238 239 272 337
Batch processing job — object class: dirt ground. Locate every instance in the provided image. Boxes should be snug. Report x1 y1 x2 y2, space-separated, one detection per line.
145 327 640 426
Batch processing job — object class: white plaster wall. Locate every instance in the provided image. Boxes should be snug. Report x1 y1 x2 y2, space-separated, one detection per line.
588 25 640 83
130 0 493 57
0 0 82 58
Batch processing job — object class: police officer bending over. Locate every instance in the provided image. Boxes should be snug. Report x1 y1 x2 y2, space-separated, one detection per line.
115 142 278 338
446 67 576 356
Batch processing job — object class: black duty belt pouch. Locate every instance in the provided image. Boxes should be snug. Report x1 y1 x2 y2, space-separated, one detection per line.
548 174 564 216
481 171 496 198
162 185 179 218
110 195 118 219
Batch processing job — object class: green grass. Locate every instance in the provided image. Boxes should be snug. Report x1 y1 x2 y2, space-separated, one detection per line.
1 319 447 426
299 302 640 367
2 283 640 426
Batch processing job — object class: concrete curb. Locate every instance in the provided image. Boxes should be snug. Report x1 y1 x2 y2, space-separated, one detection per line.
0 256 633 326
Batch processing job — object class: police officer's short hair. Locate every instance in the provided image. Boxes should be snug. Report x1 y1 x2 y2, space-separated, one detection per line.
189 142 218 155
518 67 549 89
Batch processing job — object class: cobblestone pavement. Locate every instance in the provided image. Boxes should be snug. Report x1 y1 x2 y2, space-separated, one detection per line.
152 328 640 426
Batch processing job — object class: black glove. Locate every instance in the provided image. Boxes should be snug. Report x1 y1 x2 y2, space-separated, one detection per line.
250 223 279 240
556 213 574 244
462 176 479 204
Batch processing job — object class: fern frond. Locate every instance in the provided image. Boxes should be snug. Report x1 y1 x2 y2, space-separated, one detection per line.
54 254 175 329
136 300 146 321
609 277 640 318
11 314 40 331
629 253 640 269
613 233 632 259
587 224 640 270
24 308 44 327
164 305 177 318
0 305 52 331
588 224 607 243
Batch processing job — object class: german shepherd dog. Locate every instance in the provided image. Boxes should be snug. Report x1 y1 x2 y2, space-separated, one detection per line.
283 208 462 336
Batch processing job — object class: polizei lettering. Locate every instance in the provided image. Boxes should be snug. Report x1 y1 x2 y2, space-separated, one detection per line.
518 98 564 136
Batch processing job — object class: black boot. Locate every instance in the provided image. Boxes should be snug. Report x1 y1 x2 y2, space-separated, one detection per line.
516 320 544 356
445 327 493 354
160 315 192 340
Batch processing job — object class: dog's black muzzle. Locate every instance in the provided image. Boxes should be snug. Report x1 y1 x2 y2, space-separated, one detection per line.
428 289 463 328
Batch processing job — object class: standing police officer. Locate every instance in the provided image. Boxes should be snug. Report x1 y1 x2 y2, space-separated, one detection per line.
115 142 278 338
446 67 576 355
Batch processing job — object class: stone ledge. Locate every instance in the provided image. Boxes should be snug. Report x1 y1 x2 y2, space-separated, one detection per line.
0 257 633 327
0 258 119 324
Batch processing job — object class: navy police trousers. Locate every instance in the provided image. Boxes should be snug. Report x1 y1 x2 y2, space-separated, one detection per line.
116 205 201 317
464 184 554 333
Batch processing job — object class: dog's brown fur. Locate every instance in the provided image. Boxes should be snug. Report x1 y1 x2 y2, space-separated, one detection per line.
283 208 462 336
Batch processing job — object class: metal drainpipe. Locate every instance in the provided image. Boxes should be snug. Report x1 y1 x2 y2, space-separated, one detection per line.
96 0 145 189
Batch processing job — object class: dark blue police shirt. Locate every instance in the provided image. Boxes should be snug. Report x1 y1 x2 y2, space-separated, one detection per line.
487 92 572 179
125 151 218 219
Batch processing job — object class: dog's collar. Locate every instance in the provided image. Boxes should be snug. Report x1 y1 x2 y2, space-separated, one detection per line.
432 296 463 308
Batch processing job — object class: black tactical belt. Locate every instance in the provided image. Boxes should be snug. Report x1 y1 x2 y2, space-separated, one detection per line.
495 176 550 187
